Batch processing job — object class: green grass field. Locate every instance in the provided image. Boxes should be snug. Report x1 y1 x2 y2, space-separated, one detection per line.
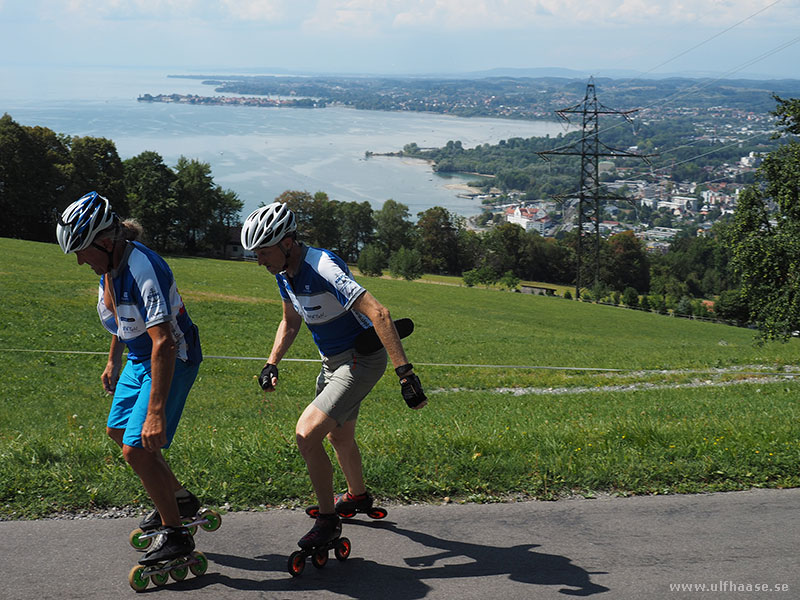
1 237 798 518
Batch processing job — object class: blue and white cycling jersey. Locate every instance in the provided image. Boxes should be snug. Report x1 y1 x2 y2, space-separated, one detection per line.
97 241 201 364
277 245 371 356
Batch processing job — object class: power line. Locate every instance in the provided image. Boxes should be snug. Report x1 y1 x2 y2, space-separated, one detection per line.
642 0 788 76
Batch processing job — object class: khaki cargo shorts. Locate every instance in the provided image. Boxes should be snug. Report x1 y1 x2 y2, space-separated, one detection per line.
312 347 387 425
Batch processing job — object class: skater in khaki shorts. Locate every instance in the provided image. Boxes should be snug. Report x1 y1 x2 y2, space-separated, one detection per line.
240 202 427 551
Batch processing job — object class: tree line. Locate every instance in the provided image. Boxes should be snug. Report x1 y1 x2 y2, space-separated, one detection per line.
3 95 799 339
0 113 242 255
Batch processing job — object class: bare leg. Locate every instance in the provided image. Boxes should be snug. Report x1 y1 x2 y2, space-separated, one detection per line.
109 427 183 495
295 404 339 514
327 420 366 496
122 444 181 527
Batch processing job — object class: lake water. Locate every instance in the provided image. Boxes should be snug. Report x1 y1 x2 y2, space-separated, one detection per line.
1 66 571 219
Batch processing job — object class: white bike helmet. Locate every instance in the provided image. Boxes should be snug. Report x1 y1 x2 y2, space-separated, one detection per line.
56 191 118 254
241 203 297 250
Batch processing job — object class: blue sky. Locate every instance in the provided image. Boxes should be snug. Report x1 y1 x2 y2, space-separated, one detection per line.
1 1 798 79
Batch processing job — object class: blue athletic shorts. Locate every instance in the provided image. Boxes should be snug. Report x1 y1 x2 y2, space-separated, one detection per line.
107 358 199 449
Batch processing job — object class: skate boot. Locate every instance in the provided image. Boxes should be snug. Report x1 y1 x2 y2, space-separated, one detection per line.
138 491 201 532
138 526 195 566
306 490 388 519
298 513 342 550
130 492 221 551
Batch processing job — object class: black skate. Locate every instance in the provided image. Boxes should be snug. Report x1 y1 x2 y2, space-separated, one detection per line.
289 514 351 577
129 493 222 550
305 491 388 520
129 551 208 592
138 492 201 531
138 526 195 566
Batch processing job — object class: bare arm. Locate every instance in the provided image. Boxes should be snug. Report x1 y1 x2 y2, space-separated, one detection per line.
351 291 410 370
102 335 125 394
352 291 427 409
261 301 303 391
141 322 177 451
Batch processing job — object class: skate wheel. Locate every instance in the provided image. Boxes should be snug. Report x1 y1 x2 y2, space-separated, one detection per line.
367 507 388 519
128 565 149 592
200 509 222 532
189 551 208 577
305 505 319 518
170 564 188 581
152 571 170 586
186 523 199 536
129 528 152 551
337 510 356 519
288 551 305 577
311 549 328 569
335 537 352 561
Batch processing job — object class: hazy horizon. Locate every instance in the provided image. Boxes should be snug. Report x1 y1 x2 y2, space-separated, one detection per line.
1 2 798 81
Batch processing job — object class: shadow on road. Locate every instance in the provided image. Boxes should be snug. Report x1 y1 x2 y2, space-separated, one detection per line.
180 519 609 598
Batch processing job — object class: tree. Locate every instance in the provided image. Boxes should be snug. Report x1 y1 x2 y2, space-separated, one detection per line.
604 231 650 293
374 199 413 255
337 200 374 263
713 289 750 324
389 247 422 280
67 136 126 214
729 95 800 340
0 116 71 241
622 287 639 308
498 270 520 291
171 157 242 255
481 222 527 279
123 151 176 251
357 244 385 277
415 206 461 275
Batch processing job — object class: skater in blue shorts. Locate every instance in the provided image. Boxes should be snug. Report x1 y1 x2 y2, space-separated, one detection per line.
57 192 203 566
240 202 427 551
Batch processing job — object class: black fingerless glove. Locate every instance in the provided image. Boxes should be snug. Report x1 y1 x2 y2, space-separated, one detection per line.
259 363 278 391
396 364 427 408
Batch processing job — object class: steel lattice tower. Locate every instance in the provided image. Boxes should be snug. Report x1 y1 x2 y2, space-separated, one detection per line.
539 79 651 299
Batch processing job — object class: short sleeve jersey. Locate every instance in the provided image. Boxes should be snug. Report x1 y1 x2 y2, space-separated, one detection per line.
276 245 371 356
97 241 201 364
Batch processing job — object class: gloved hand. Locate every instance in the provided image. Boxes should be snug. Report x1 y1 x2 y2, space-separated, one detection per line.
259 363 278 391
400 373 427 408
396 364 427 408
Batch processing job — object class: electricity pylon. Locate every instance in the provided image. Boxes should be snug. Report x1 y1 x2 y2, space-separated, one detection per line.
538 78 652 299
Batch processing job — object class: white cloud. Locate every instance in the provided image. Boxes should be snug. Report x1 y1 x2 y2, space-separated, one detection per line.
12 1 794 28
219 0 290 21
302 0 796 33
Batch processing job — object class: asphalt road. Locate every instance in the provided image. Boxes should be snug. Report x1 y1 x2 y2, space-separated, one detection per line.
1 488 797 600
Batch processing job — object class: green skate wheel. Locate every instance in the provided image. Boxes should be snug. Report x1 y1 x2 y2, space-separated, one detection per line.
200 509 222 532
128 565 149 592
170 559 189 581
129 528 152 551
189 551 208 577
151 571 169 586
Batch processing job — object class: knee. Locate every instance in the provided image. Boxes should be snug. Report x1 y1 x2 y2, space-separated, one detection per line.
295 428 316 459
107 427 124 446
327 429 356 453
121 444 150 468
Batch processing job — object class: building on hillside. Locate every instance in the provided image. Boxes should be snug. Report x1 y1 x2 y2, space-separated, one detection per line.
225 226 254 260
506 205 549 232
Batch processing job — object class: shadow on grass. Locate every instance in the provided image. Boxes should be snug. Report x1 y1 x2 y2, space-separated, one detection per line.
189 519 609 598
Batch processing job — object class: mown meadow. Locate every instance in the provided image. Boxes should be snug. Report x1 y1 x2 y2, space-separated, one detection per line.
1 237 798 518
